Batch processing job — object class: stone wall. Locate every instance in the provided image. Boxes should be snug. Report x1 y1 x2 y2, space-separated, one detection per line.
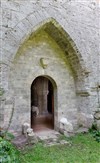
0 0 99 133
6 29 78 131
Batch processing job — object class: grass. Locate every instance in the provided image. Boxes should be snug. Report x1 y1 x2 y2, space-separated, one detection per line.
19 133 100 163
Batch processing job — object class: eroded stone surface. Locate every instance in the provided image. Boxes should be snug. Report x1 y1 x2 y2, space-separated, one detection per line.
22 123 30 135
35 130 70 146
78 113 94 128
27 132 38 144
94 112 100 120
59 118 73 136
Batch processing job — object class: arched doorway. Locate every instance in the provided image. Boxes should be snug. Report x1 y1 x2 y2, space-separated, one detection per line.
31 76 54 131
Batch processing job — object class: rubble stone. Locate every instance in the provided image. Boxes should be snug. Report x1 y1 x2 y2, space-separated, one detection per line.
22 123 30 135
28 132 38 144
78 113 94 128
94 112 100 120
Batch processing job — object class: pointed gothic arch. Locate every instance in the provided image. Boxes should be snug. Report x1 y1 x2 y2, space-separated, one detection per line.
6 17 88 133
13 17 85 77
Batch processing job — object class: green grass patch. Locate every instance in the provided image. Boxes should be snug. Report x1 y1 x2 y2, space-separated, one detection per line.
19 133 100 163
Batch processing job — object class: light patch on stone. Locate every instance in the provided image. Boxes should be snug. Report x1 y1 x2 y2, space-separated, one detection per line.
60 118 73 133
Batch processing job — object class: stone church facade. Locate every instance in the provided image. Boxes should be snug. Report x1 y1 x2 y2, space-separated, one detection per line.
0 0 100 135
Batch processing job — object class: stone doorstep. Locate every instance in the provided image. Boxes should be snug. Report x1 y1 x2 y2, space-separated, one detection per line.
35 130 60 141
35 130 70 146
11 128 89 148
12 130 71 148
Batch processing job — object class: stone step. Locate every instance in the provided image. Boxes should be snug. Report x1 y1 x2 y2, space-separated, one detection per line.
36 130 60 141
12 130 70 148
35 130 70 146
12 135 28 148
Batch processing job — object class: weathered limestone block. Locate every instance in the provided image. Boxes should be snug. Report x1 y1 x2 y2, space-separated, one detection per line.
22 124 38 143
78 113 94 128
27 132 38 144
26 128 33 135
22 123 30 135
59 118 73 135
94 112 100 120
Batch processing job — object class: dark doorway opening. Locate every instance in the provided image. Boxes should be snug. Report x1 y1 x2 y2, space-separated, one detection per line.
31 76 54 131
